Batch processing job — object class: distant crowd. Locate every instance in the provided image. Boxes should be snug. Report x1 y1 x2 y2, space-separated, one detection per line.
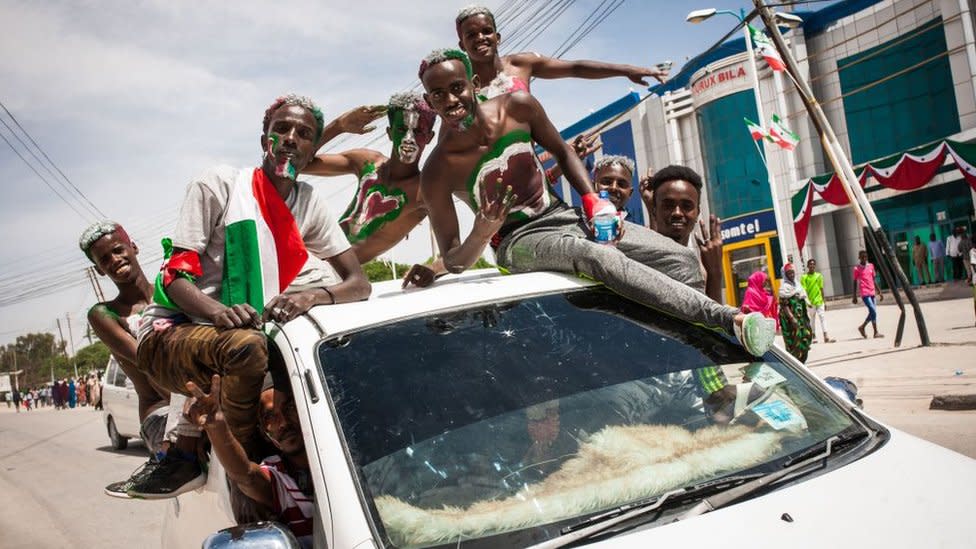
5 374 102 412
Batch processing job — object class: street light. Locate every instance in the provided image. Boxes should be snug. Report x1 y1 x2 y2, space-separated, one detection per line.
686 6 803 273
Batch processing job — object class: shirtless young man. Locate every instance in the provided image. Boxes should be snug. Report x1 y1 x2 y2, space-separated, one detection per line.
304 92 436 264
455 5 669 100
416 49 774 356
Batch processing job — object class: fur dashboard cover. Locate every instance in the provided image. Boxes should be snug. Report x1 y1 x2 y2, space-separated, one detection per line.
375 423 784 547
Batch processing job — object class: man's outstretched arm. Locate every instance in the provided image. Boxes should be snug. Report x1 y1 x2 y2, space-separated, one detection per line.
514 53 669 85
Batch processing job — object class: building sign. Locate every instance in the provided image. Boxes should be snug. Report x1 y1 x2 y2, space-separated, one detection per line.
0 374 10 393
720 209 777 244
690 57 752 107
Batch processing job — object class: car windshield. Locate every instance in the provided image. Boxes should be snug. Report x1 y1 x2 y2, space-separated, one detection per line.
317 288 857 548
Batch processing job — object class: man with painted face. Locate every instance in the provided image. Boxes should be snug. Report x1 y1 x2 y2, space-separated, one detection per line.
304 92 437 265
130 94 370 499
455 5 669 100
648 165 724 303
417 49 775 357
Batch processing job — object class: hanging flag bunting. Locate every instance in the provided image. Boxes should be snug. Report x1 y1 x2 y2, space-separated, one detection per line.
946 139 976 191
744 117 767 141
768 114 799 151
791 182 815 249
801 138 976 209
748 24 786 72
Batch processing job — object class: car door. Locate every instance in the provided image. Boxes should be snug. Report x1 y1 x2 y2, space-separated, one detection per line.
103 357 141 438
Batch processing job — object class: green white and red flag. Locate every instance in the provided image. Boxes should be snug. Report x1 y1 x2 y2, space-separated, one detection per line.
220 168 308 313
744 117 767 141
768 114 799 151
748 24 786 72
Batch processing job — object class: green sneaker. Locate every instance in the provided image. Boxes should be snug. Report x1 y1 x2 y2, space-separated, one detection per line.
735 312 776 357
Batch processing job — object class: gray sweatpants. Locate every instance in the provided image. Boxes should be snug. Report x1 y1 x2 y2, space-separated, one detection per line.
496 205 738 333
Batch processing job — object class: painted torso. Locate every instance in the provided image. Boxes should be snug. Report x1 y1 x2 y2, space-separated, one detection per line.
478 71 531 100
464 129 554 228
339 161 412 244
91 301 143 339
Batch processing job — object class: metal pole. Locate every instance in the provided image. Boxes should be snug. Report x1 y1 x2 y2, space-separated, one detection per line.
741 10 792 267
65 313 78 378
751 0 930 347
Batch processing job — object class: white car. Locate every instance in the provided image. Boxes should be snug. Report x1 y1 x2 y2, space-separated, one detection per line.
164 269 976 548
101 356 142 450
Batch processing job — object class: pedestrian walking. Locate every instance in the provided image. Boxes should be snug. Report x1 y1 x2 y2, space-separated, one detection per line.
779 263 813 362
928 233 945 283
852 250 884 339
947 227 964 281
912 235 929 285
11 388 21 413
960 229 973 285
970 246 976 326
801 259 834 343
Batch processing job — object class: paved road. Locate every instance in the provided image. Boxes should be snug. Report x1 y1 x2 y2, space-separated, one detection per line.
792 290 976 458
0 405 165 549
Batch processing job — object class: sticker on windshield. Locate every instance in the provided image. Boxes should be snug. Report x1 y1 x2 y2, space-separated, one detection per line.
752 399 804 430
742 363 787 389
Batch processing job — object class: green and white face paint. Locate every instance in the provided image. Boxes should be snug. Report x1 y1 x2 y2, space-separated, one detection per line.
392 107 421 164
266 134 298 180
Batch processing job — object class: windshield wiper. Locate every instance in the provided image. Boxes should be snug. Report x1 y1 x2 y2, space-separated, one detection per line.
782 428 870 467
674 434 845 521
527 473 766 549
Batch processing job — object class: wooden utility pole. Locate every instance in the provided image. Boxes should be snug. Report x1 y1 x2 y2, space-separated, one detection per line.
65 313 78 378
751 0 929 347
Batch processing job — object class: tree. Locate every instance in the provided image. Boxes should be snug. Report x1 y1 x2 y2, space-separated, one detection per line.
75 342 110 374
362 259 413 282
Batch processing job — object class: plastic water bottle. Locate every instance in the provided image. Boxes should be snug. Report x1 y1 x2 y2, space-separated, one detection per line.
592 190 618 245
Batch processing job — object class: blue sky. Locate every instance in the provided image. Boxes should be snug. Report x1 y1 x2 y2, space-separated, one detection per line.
0 0 754 348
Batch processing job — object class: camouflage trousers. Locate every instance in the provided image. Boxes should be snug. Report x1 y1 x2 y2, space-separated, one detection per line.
137 324 267 448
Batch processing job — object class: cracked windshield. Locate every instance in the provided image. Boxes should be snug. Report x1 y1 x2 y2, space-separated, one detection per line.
318 288 855 548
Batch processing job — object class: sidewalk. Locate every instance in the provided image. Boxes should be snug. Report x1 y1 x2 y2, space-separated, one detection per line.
794 285 976 458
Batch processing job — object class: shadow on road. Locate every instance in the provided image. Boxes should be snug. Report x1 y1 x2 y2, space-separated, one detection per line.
95 443 147 457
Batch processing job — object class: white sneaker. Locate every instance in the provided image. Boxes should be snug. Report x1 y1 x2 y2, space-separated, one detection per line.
734 312 776 357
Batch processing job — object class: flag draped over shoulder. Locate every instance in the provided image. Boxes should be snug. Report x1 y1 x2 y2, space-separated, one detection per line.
748 24 785 71
221 168 308 313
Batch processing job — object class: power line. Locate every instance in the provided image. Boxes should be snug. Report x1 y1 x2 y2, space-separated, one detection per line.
0 127 92 222
0 100 107 219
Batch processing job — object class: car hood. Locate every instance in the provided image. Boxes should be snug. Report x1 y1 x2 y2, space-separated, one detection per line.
597 428 976 548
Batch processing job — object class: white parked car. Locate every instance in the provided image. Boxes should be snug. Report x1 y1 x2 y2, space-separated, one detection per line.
101 356 142 450
164 269 976 548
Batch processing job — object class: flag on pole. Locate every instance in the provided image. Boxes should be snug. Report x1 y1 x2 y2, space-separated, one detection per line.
768 114 799 151
744 117 767 141
748 24 786 72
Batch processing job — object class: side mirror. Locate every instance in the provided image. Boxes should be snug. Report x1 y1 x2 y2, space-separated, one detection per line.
202 521 301 549
824 376 863 408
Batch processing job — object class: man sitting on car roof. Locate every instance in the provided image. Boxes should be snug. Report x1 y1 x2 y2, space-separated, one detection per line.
129 94 371 498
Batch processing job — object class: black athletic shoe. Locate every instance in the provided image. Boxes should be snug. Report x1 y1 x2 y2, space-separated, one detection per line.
104 457 160 499
126 453 206 500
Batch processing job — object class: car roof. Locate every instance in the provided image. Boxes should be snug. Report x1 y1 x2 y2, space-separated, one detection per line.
303 269 599 337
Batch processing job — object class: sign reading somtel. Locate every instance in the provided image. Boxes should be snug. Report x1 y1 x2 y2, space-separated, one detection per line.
690 53 753 108
721 209 777 245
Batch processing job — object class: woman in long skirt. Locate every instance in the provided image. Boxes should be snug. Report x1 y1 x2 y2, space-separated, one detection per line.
779 263 813 362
